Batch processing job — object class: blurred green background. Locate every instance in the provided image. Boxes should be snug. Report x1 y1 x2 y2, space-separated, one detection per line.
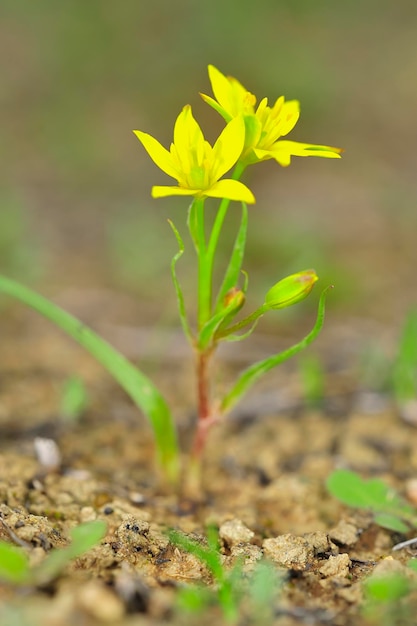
1 0 417 336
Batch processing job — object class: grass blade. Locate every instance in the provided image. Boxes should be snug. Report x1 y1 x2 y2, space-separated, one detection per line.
0 275 179 484
168 219 193 343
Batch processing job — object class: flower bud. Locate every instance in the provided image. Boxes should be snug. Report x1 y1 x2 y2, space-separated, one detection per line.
264 269 318 310
223 287 245 313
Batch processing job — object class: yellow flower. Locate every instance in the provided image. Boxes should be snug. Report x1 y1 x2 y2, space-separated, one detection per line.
134 105 255 203
201 65 342 167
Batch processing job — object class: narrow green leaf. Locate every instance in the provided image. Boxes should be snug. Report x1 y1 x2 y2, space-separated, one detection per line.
0 542 29 584
168 220 193 343
168 530 223 581
34 521 107 584
68 520 107 557
0 275 179 484
215 202 248 313
408 559 417 572
221 287 331 414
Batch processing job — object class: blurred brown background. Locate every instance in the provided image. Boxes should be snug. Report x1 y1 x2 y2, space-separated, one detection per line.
1 0 416 349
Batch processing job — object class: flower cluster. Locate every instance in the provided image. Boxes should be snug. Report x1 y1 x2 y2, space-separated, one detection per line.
134 65 341 201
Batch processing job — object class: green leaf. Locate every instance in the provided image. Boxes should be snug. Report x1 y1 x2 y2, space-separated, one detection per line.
221 286 331 414
0 542 29 584
327 470 416 531
169 529 224 582
392 309 417 403
34 521 106 584
168 219 192 343
407 558 417 573
215 202 248 313
0 275 179 484
69 520 107 557
364 572 410 602
373 513 409 534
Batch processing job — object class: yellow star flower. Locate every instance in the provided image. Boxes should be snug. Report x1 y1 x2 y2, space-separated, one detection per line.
134 105 255 203
201 65 342 167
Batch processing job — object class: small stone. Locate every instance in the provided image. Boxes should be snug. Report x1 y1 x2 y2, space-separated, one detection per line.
329 520 359 546
77 581 125 622
319 553 351 578
303 531 331 555
80 506 97 522
219 519 254 547
34 437 62 471
230 544 263 571
405 478 417 506
263 534 314 571
129 491 146 505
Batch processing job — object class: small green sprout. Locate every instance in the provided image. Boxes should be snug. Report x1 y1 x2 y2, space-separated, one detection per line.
0 65 341 490
169 527 281 624
60 375 89 422
362 571 413 626
298 353 325 409
0 520 106 586
327 469 417 533
392 309 417 411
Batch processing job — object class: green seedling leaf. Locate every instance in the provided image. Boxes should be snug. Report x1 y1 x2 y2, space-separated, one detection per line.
392 309 417 404
34 520 107 585
0 542 30 584
373 513 410 534
60 375 88 421
364 572 410 602
169 527 240 623
168 219 192 343
221 286 331 414
407 559 417 573
0 275 179 484
327 470 416 532
299 353 324 409
215 202 248 313
169 529 224 581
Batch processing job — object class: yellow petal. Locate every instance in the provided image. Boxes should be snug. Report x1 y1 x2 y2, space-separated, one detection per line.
206 179 255 203
151 186 199 198
276 141 343 159
278 100 300 136
173 105 205 168
207 65 235 113
212 116 245 180
255 140 342 167
208 65 253 117
133 130 178 179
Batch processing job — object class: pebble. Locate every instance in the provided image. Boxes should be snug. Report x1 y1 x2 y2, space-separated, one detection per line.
329 520 359 546
80 506 97 522
77 581 125 622
303 531 332 555
405 478 417 505
263 534 314 570
219 518 254 546
319 553 351 578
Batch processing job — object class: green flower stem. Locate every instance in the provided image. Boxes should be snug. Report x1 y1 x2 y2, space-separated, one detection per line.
193 198 212 330
216 305 267 340
206 162 246 278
